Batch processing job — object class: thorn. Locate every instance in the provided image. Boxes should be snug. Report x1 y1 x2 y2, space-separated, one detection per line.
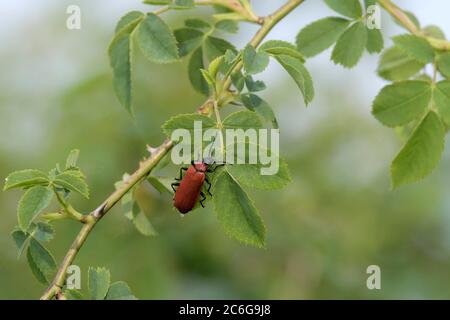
147 144 158 155
139 157 147 168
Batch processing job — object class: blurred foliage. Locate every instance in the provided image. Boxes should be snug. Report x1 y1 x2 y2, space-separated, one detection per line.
2 0 450 299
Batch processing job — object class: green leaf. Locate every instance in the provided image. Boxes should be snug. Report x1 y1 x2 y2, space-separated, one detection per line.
109 34 133 114
437 52 450 78
4 169 49 190
18 186 53 232
224 49 237 63
128 202 158 236
364 0 376 7
324 0 362 19
136 13 179 64
174 28 204 57
31 222 55 243
200 68 215 88
372 80 432 127
296 17 350 57
433 80 450 125
11 228 29 259
243 45 270 75
392 34 434 64
188 47 209 95
422 25 446 40
215 20 239 33
274 54 314 105
366 28 384 54
162 113 217 138
170 0 194 9
54 171 89 198
143 0 171 4
226 146 291 190
203 36 236 62
377 46 425 81
26 247 48 284
148 176 174 194
241 93 279 128
88 267 111 300
65 289 85 300
208 55 224 79
106 281 137 300
244 76 266 92
213 170 266 248
222 110 263 130
231 71 245 92
109 12 144 115
331 21 367 68
391 111 444 188
260 40 304 62
185 18 211 30
65 149 80 169
394 10 420 30
27 239 56 284
115 11 145 34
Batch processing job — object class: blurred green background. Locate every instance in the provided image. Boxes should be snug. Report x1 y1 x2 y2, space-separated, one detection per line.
2 0 450 299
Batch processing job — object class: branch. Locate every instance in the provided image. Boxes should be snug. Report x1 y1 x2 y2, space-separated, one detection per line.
40 0 305 300
377 0 450 50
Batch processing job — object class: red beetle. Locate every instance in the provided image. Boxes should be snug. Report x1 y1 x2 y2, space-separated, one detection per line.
171 158 221 214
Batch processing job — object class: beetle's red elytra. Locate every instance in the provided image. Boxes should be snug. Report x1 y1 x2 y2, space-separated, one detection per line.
171 159 221 214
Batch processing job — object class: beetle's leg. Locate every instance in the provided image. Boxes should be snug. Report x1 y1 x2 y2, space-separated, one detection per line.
171 182 180 193
199 191 206 208
175 167 187 181
204 178 213 197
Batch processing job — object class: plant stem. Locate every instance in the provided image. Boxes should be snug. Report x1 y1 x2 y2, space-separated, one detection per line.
195 0 261 23
153 6 170 15
222 0 305 91
53 186 84 222
377 0 450 50
40 0 304 300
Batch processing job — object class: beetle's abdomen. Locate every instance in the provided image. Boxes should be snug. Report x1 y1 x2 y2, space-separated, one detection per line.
174 166 205 214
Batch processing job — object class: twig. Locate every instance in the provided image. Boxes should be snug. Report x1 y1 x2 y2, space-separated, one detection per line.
40 0 305 300
377 0 450 50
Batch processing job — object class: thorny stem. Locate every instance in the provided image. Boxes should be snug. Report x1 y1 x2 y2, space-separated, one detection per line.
40 0 304 300
377 0 450 51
